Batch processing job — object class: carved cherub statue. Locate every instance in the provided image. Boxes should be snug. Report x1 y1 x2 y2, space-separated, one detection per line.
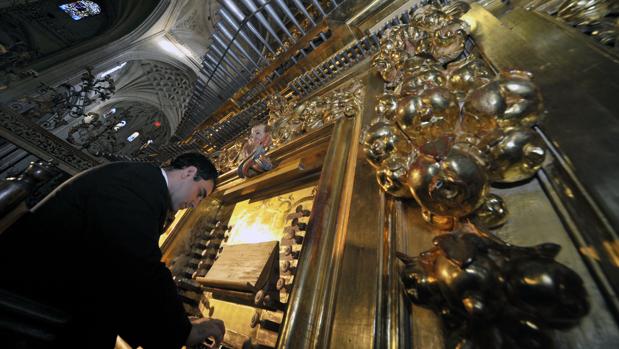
397 224 589 349
237 121 274 178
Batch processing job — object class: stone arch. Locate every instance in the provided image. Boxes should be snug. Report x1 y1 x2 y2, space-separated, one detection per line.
95 58 194 135
106 40 199 81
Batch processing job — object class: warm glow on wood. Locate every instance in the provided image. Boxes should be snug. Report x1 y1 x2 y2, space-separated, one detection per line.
225 186 315 245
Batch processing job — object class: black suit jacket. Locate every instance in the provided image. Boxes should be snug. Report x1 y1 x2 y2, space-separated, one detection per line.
0 162 191 348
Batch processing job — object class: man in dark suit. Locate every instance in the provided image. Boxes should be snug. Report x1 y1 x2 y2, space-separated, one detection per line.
0 153 225 348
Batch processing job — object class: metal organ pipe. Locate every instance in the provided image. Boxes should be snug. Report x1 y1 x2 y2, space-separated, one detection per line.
273 0 306 35
221 0 276 54
217 22 261 70
291 0 316 26
212 34 248 74
253 0 295 41
219 8 266 59
239 0 284 45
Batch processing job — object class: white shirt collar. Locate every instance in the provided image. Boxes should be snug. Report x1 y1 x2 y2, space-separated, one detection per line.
160 168 169 187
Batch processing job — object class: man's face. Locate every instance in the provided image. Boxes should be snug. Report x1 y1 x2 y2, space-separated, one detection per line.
250 124 267 144
171 171 214 211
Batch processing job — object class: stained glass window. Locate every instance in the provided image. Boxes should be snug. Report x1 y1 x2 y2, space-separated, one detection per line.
59 1 101 21
113 120 126 131
127 132 140 142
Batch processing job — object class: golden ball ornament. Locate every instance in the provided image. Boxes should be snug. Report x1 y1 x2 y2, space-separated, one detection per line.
488 129 546 183
409 143 489 217
361 118 411 168
376 152 415 198
469 193 509 229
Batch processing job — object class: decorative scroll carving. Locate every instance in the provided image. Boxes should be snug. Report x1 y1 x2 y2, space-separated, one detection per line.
268 80 364 147
211 80 364 174
526 0 619 48
8 85 69 128
0 105 100 174
211 139 244 174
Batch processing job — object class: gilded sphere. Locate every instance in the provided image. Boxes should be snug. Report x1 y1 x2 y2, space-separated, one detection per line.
447 57 493 95
496 70 543 129
463 81 506 118
376 152 415 198
459 110 501 148
375 92 399 119
469 193 509 229
361 118 410 168
396 94 422 134
396 87 460 146
409 145 489 217
488 129 546 183
463 71 542 130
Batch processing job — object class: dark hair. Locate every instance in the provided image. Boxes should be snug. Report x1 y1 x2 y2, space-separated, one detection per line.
169 152 218 186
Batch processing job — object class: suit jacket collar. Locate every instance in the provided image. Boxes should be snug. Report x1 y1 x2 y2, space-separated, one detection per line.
147 164 173 234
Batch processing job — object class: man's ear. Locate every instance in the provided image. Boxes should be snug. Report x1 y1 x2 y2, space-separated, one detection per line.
182 166 198 178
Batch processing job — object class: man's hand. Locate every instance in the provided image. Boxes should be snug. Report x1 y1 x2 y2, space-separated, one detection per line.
186 318 226 347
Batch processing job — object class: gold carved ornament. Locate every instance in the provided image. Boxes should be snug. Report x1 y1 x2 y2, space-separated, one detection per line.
212 81 364 174
267 80 364 147
362 3 589 348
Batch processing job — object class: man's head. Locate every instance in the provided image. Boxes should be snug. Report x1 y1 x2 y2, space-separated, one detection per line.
165 152 218 211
